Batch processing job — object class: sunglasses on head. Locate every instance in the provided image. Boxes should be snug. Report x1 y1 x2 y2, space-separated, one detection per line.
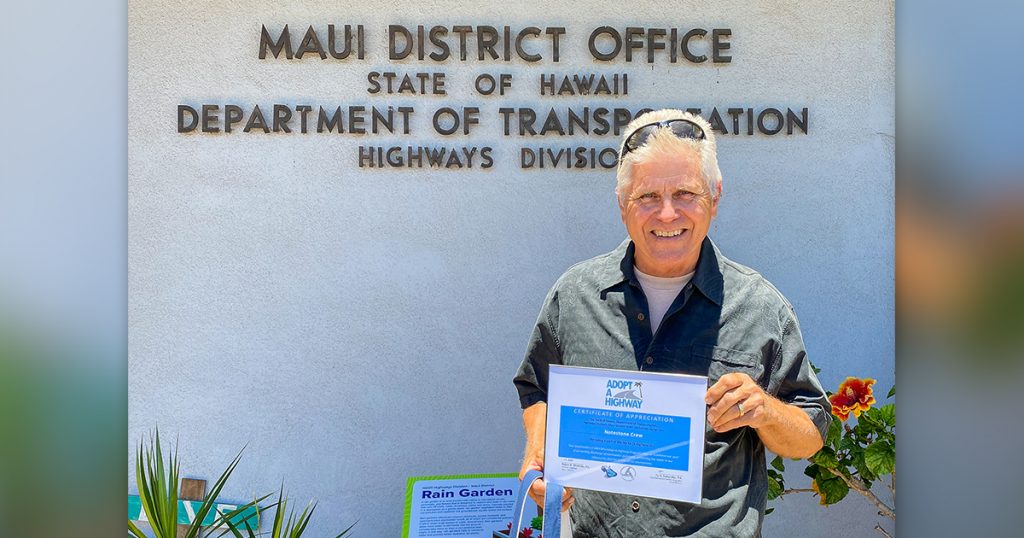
620 119 706 158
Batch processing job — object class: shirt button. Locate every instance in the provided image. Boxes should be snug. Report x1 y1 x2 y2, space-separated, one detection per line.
637 312 645 321
645 356 654 365
631 500 641 512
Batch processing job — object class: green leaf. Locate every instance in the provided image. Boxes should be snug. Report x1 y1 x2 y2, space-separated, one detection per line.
131 429 266 538
812 447 840 469
810 361 822 375
185 446 248 538
767 474 783 500
764 507 775 515
852 450 877 482
770 455 786 472
858 409 883 431
133 429 181 538
272 487 286 538
218 486 356 538
289 501 315 538
877 404 895 427
803 463 820 479
128 519 148 538
767 467 785 492
826 416 842 447
212 495 272 537
887 385 895 398
332 520 358 538
220 515 256 538
815 476 850 505
839 434 858 453
864 440 896 476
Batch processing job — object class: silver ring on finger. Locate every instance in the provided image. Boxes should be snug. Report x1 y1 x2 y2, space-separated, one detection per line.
737 402 745 416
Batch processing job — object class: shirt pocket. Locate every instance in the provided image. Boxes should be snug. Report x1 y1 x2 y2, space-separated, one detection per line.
693 344 765 386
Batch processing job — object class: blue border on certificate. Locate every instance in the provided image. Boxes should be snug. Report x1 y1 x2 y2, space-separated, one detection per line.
543 365 708 503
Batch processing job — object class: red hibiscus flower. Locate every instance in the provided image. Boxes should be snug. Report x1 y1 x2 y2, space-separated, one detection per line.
828 377 877 421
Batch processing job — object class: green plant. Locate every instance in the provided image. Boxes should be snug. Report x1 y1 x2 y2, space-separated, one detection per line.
768 377 895 537
128 429 356 538
530 515 543 530
128 429 263 538
222 486 356 538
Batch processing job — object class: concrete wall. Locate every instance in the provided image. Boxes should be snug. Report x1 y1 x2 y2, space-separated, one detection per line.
129 0 894 535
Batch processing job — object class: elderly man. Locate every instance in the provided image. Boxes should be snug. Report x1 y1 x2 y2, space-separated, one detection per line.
513 109 831 537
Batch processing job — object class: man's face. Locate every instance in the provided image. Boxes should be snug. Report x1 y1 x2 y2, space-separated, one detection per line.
619 148 718 277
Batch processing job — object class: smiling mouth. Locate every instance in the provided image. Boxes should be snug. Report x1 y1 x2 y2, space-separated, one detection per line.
651 229 685 238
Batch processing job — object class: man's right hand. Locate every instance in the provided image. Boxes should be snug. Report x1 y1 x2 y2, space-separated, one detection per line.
520 403 575 512
519 458 575 511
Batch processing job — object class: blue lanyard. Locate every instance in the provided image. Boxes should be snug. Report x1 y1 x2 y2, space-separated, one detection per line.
510 469 564 538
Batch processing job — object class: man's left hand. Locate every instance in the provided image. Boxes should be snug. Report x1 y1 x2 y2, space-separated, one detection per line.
705 372 774 432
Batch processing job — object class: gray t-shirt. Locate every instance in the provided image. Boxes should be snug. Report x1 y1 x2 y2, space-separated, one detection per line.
634 266 693 335
514 237 831 538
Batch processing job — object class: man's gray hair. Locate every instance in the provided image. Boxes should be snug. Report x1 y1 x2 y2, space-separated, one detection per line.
615 109 722 204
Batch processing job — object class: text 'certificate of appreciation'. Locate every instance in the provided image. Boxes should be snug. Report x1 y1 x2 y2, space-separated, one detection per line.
544 365 707 504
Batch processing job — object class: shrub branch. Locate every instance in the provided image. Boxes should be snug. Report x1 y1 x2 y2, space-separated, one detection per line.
825 467 895 520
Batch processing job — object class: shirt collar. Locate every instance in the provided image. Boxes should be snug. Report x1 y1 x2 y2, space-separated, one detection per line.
596 236 725 306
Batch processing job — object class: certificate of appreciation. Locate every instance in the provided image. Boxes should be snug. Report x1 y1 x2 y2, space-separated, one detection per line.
544 365 707 504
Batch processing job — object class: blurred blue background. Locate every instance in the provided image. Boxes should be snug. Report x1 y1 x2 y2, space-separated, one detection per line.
1 1 125 537
1 0 1022 536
